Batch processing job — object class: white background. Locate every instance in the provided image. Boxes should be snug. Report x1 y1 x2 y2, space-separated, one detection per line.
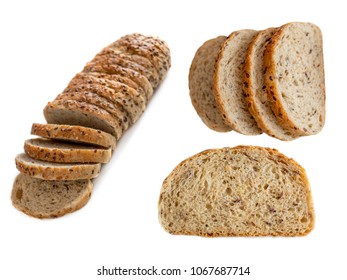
0 0 345 279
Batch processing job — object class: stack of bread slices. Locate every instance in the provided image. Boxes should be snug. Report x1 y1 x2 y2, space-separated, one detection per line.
12 33 171 218
189 22 325 141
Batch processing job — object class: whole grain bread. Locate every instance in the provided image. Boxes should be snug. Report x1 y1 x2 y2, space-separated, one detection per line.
11 174 93 218
97 47 160 89
31 123 116 150
64 73 146 124
15 153 101 180
189 36 232 132
264 22 325 135
44 99 123 139
24 138 112 163
158 145 314 237
214 30 262 135
243 28 298 141
108 33 170 83
83 60 153 101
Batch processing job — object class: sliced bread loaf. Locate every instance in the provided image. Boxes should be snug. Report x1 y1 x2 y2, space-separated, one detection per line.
31 123 116 150
243 28 298 141
264 22 325 135
158 145 314 237
11 174 93 218
189 36 232 132
214 29 262 135
15 153 101 180
24 138 112 163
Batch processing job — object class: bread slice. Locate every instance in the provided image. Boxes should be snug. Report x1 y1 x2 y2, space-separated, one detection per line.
214 29 262 135
31 123 116 150
158 145 315 237
189 36 232 132
15 153 101 180
44 99 122 139
244 28 298 141
24 138 112 163
264 22 325 135
11 173 92 218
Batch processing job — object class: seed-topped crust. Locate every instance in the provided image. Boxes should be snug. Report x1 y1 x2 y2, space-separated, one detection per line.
31 123 116 150
24 138 112 163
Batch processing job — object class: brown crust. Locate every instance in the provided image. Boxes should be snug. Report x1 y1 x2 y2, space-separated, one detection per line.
159 145 315 237
31 123 116 150
24 138 112 164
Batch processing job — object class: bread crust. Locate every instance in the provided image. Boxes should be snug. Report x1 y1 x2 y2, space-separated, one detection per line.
159 145 315 237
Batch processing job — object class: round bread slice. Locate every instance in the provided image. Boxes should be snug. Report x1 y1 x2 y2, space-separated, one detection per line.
158 145 315 237
15 153 101 180
214 29 262 135
24 138 112 163
244 28 298 141
11 173 93 218
31 123 116 150
189 36 232 132
264 22 325 135
44 99 122 139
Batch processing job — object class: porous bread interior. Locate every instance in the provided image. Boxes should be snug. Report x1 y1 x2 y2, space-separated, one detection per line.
159 146 314 237
270 23 325 134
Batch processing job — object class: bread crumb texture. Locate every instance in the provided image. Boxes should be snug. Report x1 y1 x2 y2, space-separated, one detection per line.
158 146 314 237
